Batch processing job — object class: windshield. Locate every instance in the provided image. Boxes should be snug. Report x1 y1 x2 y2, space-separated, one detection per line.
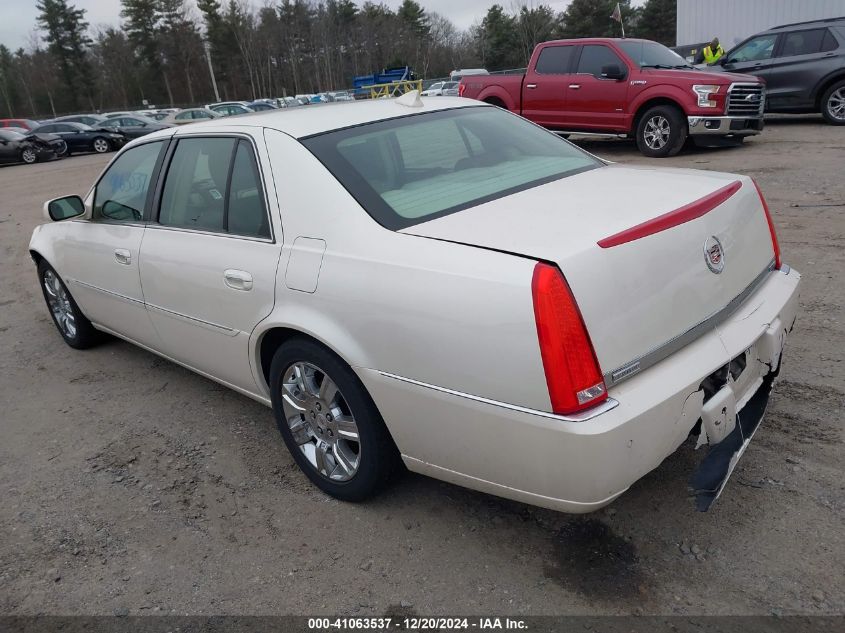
617 40 692 69
303 106 601 230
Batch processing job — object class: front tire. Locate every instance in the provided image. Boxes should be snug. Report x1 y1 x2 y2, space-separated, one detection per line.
821 80 845 125
635 105 687 157
92 137 110 153
20 148 37 164
269 337 399 501
38 260 101 349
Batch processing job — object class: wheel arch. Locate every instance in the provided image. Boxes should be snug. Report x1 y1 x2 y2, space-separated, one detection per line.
632 96 686 131
813 71 845 109
476 86 517 111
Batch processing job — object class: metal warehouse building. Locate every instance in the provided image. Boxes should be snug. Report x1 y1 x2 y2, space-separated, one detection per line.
677 0 845 47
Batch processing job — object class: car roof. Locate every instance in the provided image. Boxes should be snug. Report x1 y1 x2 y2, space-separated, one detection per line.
766 16 845 32
163 97 481 139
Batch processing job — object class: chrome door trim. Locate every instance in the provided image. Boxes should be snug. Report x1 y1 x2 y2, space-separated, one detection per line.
378 371 619 422
604 259 777 387
146 302 239 336
68 278 144 306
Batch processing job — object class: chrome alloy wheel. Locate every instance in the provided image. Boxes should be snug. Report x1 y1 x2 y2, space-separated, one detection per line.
643 115 671 150
93 138 110 153
21 148 37 163
827 87 845 121
281 361 361 481
42 269 77 339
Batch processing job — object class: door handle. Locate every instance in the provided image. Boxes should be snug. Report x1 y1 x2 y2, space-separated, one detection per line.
224 269 253 291
569 84 581 89
114 248 131 265
526 83 537 89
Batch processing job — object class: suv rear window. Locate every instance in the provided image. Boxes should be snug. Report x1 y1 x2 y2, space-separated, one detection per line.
302 107 600 230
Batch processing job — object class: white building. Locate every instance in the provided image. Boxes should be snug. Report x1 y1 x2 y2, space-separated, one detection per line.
676 0 845 47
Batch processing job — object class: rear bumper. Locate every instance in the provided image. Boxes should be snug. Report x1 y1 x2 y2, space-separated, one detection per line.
688 115 764 136
358 266 800 513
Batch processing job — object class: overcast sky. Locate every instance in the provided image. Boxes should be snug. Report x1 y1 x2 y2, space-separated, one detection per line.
1 0 585 50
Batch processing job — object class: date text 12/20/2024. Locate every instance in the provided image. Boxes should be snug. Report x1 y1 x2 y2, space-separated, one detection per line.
308 617 528 630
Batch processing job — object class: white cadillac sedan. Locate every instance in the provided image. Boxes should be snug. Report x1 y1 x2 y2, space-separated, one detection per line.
30 95 800 513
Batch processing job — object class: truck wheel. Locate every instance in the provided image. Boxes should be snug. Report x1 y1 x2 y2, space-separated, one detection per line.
820 80 845 125
636 105 687 158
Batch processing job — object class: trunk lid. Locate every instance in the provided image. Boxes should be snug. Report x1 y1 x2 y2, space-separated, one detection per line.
401 164 776 381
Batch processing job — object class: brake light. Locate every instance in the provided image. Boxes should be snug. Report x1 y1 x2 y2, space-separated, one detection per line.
531 263 607 415
752 180 781 269
458 82 466 97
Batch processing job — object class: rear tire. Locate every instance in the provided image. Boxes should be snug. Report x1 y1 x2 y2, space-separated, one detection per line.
820 79 845 125
269 337 400 502
635 105 687 158
37 260 102 349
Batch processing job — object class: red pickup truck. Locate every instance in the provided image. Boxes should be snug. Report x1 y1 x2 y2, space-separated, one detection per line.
459 38 766 157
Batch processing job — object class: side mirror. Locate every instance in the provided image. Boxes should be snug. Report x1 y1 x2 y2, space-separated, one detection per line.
44 195 85 221
601 64 626 81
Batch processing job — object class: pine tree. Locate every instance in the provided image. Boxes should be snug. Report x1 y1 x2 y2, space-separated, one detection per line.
637 0 676 46
560 0 635 39
475 4 521 70
36 0 93 110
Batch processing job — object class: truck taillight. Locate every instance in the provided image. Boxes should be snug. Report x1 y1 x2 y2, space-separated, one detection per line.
531 263 607 415
458 83 466 97
752 180 781 270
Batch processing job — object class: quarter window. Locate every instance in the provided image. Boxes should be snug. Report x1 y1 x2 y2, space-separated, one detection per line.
94 141 164 222
780 29 826 56
821 29 839 52
576 45 625 78
158 137 269 238
535 46 574 74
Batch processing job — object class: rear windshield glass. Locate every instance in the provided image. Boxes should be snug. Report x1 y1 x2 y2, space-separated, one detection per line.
302 107 600 230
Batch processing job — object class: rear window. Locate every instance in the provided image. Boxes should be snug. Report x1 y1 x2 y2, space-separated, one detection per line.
302 106 600 230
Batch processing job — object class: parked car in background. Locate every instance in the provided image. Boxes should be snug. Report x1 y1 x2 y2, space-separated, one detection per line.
247 100 279 111
31 98 798 514
105 115 173 139
330 91 355 101
103 111 136 119
460 38 766 157
29 121 126 154
0 128 64 164
422 81 458 96
441 82 460 96
54 114 110 127
450 68 489 82
0 118 39 131
139 111 172 121
163 108 223 125
209 102 255 116
706 17 845 125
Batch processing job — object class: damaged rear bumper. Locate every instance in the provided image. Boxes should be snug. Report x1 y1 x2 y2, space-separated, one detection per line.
357 266 800 514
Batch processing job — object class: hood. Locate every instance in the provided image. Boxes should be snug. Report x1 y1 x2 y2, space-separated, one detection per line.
640 67 762 85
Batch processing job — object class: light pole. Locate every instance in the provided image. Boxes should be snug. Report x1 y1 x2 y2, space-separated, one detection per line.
204 40 220 103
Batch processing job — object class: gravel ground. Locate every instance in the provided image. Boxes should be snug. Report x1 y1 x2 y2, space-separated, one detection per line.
0 116 842 617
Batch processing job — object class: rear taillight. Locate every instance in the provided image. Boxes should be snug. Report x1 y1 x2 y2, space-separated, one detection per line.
458 83 466 97
752 180 781 269
531 262 607 415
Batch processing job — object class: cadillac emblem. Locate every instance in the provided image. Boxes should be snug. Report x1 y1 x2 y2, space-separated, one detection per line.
704 236 725 274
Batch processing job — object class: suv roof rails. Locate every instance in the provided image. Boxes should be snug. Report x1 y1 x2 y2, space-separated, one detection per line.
770 15 845 30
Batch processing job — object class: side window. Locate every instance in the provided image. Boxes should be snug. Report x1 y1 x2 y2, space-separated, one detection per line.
227 140 270 238
576 45 625 78
158 137 270 238
38 124 57 133
780 29 826 57
535 46 574 74
176 111 192 120
56 124 74 133
159 137 235 232
730 34 777 62
94 141 164 222
821 29 839 52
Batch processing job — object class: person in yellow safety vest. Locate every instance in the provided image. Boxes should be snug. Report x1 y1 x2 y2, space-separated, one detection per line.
703 37 725 64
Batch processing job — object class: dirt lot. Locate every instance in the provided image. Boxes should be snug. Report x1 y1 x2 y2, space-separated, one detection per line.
0 117 842 617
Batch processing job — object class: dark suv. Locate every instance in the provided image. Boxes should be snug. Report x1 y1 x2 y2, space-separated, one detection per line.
708 17 845 125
